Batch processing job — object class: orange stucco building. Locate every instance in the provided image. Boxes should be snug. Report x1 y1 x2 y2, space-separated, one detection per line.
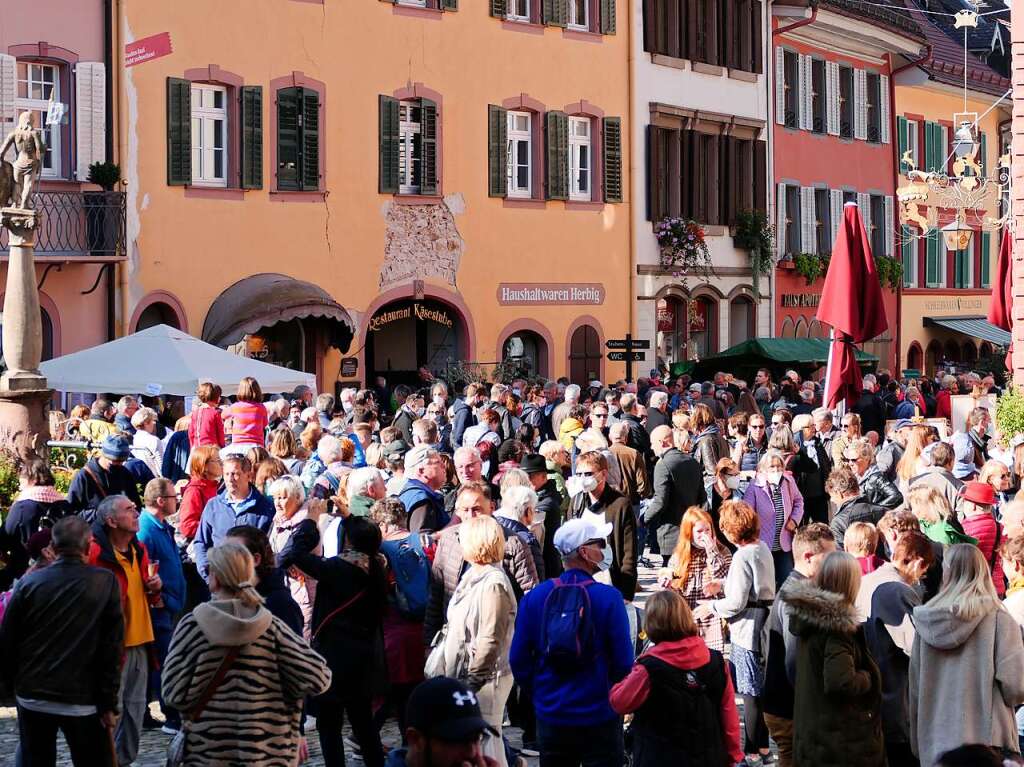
114 0 631 394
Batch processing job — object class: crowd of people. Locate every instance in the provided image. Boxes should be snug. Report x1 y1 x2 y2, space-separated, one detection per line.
2 366 1024 767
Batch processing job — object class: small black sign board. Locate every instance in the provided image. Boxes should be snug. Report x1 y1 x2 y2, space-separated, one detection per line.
607 351 646 362
340 357 359 377
605 333 649 382
606 338 651 350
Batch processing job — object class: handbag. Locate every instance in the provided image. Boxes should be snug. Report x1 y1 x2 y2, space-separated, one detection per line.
166 646 241 767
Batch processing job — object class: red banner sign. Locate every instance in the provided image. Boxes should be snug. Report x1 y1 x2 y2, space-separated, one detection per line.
125 33 173 68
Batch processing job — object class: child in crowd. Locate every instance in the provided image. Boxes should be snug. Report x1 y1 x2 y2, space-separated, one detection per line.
845 521 884 575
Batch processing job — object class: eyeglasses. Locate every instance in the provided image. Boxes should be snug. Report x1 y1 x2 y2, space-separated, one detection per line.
159 495 178 500
844 457 859 464
749 425 765 429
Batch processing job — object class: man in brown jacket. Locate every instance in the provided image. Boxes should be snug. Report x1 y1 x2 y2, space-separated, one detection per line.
568 451 638 601
423 481 538 644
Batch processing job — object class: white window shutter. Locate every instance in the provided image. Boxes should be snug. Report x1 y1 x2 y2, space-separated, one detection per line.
858 192 871 246
854 70 867 140
879 74 890 144
797 55 808 130
801 187 816 253
884 196 894 257
826 62 840 136
75 62 106 182
775 47 786 126
776 183 788 256
0 53 16 137
830 188 843 247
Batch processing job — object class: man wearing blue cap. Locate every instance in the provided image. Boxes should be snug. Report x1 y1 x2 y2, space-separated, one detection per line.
66 435 143 519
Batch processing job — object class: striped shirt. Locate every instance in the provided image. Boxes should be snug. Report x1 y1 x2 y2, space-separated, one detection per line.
769 483 786 552
227 401 268 445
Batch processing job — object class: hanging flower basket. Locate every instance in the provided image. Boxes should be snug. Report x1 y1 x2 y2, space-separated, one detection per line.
656 217 712 275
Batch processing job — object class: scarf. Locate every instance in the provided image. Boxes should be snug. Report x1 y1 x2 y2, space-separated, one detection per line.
1008 576 1024 597
16 485 65 504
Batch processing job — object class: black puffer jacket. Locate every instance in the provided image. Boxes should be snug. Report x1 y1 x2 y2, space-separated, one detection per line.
830 495 887 550
859 465 903 510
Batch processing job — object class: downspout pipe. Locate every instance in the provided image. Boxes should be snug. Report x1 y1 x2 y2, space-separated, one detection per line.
773 1 818 38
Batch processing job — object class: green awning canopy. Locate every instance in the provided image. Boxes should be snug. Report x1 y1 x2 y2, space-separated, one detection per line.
923 316 1010 347
675 338 878 380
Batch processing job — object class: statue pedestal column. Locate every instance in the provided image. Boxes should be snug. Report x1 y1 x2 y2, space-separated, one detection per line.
0 207 51 457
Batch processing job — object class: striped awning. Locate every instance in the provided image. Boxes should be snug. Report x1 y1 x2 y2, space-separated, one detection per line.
923 316 1011 347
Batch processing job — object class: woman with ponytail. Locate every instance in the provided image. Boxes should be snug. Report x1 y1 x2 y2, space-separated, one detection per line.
162 542 331 766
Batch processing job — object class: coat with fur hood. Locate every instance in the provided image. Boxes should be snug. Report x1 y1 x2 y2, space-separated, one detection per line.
908 599 1024 767
784 579 884 767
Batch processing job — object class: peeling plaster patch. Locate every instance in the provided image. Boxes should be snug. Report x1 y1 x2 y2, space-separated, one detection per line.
443 193 466 216
379 200 464 289
140 193 149 211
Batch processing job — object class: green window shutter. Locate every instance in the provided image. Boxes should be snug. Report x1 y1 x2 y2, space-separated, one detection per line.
979 131 987 176
277 88 300 191
954 248 965 288
378 95 400 194
240 86 263 190
926 229 939 286
488 104 508 198
603 116 623 203
981 231 991 287
901 225 914 287
300 89 320 191
490 0 507 17
897 116 907 173
421 99 439 196
600 0 616 34
545 111 568 201
543 0 568 27
166 77 191 186
441 0 458 9
924 121 935 172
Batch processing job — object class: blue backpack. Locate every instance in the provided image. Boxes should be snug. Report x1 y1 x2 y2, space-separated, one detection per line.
540 576 596 673
380 533 430 621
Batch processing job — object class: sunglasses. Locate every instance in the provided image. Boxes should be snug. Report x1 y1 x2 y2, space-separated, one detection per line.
750 425 765 429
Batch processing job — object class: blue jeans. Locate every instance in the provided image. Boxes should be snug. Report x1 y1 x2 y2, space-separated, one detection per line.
536 718 624 767
772 549 794 590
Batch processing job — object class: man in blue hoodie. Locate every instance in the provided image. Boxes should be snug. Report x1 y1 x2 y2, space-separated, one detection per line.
138 478 186 733
510 517 634 767
193 454 274 580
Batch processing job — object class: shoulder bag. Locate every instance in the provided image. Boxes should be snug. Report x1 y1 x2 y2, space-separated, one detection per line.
166 646 241 767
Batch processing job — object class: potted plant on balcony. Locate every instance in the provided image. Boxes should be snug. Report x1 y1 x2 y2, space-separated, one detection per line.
655 217 711 281
85 161 121 256
734 209 774 298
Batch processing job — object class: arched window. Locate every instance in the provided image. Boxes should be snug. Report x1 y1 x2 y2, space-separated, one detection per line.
502 330 549 378
656 296 687 366
40 308 53 362
794 317 809 338
907 342 923 373
690 296 718 358
136 302 182 332
729 296 755 346
963 341 977 365
926 340 943 377
780 316 795 338
569 324 601 387
980 341 994 359
944 340 960 363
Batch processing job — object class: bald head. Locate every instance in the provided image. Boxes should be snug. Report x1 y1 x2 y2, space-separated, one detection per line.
651 425 674 456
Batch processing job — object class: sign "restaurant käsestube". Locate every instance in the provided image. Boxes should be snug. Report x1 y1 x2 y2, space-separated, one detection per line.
368 303 454 331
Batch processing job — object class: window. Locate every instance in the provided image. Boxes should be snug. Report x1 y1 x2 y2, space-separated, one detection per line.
839 66 854 139
899 117 919 172
925 229 944 288
783 51 799 130
190 84 227 187
15 62 60 177
843 189 857 205
644 0 760 72
399 102 423 194
690 297 717 358
398 0 427 5
568 0 588 29
814 188 830 255
507 111 532 198
568 117 591 200
907 120 919 167
869 194 884 256
865 73 881 143
729 296 754 345
811 59 826 134
508 0 529 21
953 242 972 289
785 185 801 255
277 86 320 191
923 121 944 172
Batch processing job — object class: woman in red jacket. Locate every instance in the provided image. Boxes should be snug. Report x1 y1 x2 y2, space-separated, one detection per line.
934 375 958 421
178 446 222 541
610 590 742 767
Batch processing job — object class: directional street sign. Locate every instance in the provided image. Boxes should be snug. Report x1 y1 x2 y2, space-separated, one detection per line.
607 351 646 362
606 333 648 382
606 338 651 350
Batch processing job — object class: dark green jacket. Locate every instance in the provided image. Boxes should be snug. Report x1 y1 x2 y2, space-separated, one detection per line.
784 579 885 767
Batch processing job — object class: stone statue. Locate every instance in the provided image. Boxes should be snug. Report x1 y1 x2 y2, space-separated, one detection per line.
0 112 45 209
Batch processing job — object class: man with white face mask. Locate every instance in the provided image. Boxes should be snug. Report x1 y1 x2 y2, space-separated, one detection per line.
643 425 706 568
567 452 638 601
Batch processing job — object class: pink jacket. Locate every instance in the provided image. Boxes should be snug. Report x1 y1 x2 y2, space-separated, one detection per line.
742 473 804 552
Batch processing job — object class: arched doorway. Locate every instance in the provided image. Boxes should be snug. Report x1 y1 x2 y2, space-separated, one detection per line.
569 324 601 387
962 341 978 367
944 339 960 365
135 301 182 332
690 296 717 358
729 296 755 346
40 308 53 362
656 295 686 367
365 298 465 387
980 341 994 359
502 330 549 379
926 340 942 377
907 343 923 373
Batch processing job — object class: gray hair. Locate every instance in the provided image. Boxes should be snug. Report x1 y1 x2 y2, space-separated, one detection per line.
268 475 305 504
318 435 345 464
347 466 382 498
52 516 92 557
812 407 832 423
116 395 137 414
754 386 771 403
316 393 335 412
649 391 669 409
609 421 629 441
564 384 581 403
454 446 482 464
575 429 609 454
501 485 538 522
862 374 877 389
97 494 131 526
130 406 157 429
620 392 638 412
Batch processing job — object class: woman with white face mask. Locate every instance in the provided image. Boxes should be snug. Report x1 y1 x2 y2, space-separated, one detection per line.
742 450 805 588
710 458 743 551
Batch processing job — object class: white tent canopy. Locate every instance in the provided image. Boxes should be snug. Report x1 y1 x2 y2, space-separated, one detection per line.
40 324 315 396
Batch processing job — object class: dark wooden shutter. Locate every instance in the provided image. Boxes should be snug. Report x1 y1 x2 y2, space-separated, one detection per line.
600 0 616 34
751 0 763 73
300 89 320 191
441 0 458 9
490 0 507 17
240 86 263 190
488 104 508 198
642 0 656 52
720 0 736 69
421 99 439 195
545 111 569 200
378 95 400 194
685 0 699 61
721 135 737 225
166 77 191 186
603 116 623 203
277 87 300 191
680 129 694 218
543 0 568 27
646 125 659 221
753 139 767 215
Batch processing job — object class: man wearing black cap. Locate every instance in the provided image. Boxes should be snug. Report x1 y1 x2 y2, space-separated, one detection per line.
66 434 143 519
385 677 499 767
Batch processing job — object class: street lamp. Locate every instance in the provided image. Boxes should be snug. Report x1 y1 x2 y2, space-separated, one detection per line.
941 216 974 252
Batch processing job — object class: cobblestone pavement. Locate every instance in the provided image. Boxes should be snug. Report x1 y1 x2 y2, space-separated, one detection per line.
0 561 666 766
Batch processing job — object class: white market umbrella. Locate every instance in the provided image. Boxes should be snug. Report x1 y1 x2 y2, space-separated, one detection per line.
40 324 314 396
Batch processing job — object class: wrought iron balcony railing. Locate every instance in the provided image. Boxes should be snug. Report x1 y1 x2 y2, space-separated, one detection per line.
0 191 126 258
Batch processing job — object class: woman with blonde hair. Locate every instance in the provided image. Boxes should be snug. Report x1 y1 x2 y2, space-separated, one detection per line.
269 427 305 475
895 425 936 491
130 406 165 478
433 515 517 766
658 506 732 651
831 412 862 465
784 551 884 766
906 484 974 546
162 542 331 766
909 544 1024 767
978 459 1014 518
268 476 321 636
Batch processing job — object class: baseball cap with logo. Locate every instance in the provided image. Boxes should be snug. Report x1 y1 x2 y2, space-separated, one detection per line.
405 677 497 742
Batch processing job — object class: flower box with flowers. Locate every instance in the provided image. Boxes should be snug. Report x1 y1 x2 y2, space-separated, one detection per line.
655 217 712 275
